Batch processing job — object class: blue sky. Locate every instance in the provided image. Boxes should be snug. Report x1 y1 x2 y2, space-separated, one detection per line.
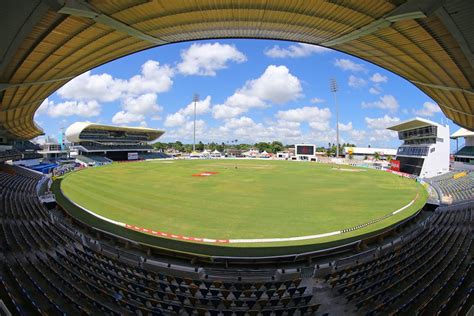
34 39 461 149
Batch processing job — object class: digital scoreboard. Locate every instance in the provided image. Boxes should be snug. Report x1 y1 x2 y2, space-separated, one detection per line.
295 144 317 160
296 145 315 155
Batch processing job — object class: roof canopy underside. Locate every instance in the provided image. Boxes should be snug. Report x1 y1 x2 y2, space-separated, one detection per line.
1 0 473 140
387 117 442 131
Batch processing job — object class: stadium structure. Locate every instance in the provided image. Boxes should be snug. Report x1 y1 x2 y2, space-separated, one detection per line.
0 1 473 315
388 117 451 177
451 128 474 169
65 122 167 164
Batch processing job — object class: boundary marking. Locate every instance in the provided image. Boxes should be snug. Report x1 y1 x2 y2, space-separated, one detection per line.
123 194 419 244
59 167 422 245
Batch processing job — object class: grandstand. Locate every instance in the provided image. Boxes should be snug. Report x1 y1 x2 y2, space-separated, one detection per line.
0 165 472 315
428 171 474 204
65 122 164 162
1 0 473 315
451 128 474 170
388 118 450 178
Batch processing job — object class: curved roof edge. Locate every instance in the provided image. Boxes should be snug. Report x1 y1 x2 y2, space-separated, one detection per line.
65 122 164 143
451 128 474 139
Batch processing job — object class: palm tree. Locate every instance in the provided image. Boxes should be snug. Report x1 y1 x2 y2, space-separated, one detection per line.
386 155 392 162
374 152 381 161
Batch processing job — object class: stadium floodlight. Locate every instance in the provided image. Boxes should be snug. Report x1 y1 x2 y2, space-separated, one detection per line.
193 94 199 152
330 78 340 158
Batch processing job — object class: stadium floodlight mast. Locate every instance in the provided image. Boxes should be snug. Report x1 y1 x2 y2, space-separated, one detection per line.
330 78 340 158
193 93 199 152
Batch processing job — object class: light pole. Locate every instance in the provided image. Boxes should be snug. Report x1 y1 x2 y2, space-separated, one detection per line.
330 78 340 158
193 94 199 152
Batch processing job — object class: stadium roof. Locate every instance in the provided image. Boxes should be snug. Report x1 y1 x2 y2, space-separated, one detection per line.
65 122 164 143
450 127 474 139
387 117 443 131
1 0 473 140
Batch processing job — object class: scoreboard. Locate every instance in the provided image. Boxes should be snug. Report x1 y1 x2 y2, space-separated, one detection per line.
296 145 315 155
295 144 316 160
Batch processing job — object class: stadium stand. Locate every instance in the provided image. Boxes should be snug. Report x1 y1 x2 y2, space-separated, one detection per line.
139 152 171 160
75 155 112 166
0 150 22 163
327 203 472 315
66 122 163 162
0 164 472 315
456 146 474 158
428 171 473 203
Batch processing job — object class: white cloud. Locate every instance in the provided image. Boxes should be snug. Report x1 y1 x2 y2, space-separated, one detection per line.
334 59 366 72
310 97 325 104
370 73 388 83
178 96 212 116
162 119 207 141
216 116 304 143
112 93 163 126
413 101 442 117
339 122 353 131
36 98 54 116
58 72 122 102
212 103 249 120
276 106 332 131
164 95 212 126
346 115 399 146
348 75 367 88
38 99 101 118
112 111 145 125
365 115 400 130
164 112 187 127
264 43 331 58
121 93 162 115
243 65 302 104
212 65 302 119
369 86 382 94
123 60 174 95
361 95 399 112
58 60 174 101
177 43 246 76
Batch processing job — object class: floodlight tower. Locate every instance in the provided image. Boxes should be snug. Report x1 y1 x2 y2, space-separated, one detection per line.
330 78 340 158
192 93 199 152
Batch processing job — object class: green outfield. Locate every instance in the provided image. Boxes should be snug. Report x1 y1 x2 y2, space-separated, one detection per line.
58 159 427 251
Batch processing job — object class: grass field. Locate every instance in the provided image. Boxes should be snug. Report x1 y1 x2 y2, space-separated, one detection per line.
59 159 427 249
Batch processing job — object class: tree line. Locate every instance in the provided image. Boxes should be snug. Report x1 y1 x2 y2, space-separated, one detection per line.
152 141 357 156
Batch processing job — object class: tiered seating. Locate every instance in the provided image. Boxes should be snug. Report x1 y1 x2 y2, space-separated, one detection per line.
45 245 317 315
79 143 153 151
76 155 112 166
429 171 473 202
455 146 474 157
0 165 318 315
327 205 473 315
0 164 471 315
0 149 22 162
88 156 113 164
139 152 171 159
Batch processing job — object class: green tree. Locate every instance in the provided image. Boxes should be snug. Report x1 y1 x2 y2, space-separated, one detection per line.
152 142 167 151
196 141 204 151
270 141 284 153
386 155 392 162
173 141 184 152
255 142 270 152
374 152 381 161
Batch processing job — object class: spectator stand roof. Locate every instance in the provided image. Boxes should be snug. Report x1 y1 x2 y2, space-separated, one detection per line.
0 0 473 140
